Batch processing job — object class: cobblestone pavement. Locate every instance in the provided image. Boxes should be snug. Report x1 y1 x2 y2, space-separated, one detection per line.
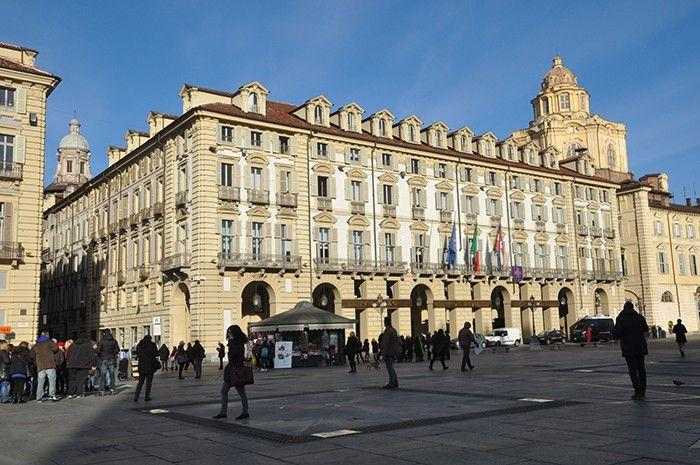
3 337 699 465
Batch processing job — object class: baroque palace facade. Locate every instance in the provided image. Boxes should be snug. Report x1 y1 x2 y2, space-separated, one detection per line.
0 43 59 342
41 57 632 349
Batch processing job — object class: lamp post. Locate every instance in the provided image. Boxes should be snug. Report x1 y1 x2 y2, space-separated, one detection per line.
371 293 389 325
529 295 536 338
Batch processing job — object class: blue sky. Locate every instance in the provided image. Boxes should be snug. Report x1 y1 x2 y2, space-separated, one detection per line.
7 1 700 200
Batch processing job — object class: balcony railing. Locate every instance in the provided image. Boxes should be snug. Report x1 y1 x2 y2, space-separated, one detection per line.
317 197 333 211
219 253 301 270
117 218 128 231
535 221 546 232
383 204 396 218
350 201 365 215
590 226 603 238
556 223 567 235
0 162 23 181
277 192 297 208
161 253 191 272
0 242 24 261
512 218 524 229
219 185 241 202
129 213 140 227
152 202 164 217
247 188 269 205
464 213 477 224
117 270 127 284
604 228 615 239
175 191 188 207
139 264 151 281
411 206 425 220
576 224 589 236
440 210 453 223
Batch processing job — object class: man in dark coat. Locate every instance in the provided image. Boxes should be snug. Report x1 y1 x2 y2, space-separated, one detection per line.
30 332 59 401
613 301 649 400
158 344 170 371
429 329 449 370
134 335 158 402
379 318 401 389
191 340 206 379
458 322 475 372
672 319 688 357
66 335 96 398
97 329 120 393
345 331 361 373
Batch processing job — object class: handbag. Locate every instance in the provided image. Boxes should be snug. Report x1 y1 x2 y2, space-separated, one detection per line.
227 364 254 386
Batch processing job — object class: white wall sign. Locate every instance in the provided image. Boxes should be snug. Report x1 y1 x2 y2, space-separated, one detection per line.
274 341 293 369
152 316 162 336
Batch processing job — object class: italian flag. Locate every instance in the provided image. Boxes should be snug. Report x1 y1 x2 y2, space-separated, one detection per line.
470 223 480 272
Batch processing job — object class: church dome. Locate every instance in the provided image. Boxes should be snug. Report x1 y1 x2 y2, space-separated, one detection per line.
58 118 90 152
541 56 578 90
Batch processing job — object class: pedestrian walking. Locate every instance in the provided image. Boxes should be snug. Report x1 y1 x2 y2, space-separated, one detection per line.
213 325 252 420
429 329 449 370
133 335 159 402
184 342 193 371
613 301 650 400
672 319 688 357
30 332 59 401
191 340 206 379
169 346 177 371
216 342 226 370
345 331 361 373
458 322 475 372
175 342 188 379
371 338 379 363
65 335 96 398
361 339 370 363
158 344 170 371
380 317 400 389
96 329 120 394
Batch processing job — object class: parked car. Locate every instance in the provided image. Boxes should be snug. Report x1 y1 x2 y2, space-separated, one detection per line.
536 329 565 345
485 328 522 347
569 316 615 342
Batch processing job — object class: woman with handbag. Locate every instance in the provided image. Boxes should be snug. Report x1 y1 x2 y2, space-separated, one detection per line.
213 325 252 420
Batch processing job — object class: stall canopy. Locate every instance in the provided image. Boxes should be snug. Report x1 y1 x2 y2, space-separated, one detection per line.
248 301 355 333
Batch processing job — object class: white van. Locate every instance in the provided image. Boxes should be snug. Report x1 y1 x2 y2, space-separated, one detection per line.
485 327 523 347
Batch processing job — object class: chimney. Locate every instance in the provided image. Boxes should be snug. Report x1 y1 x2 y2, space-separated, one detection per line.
686 198 692 206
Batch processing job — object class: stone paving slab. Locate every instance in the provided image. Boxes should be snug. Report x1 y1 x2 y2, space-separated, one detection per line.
2 338 699 465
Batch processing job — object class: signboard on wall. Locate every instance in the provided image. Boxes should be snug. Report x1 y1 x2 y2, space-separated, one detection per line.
274 341 293 369
152 317 162 337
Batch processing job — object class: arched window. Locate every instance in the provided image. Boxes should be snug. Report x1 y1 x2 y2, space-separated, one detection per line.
661 291 674 303
461 135 468 152
542 97 550 115
607 145 616 169
314 106 323 125
579 94 587 111
559 93 571 111
347 112 355 131
507 145 513 160
485 142 493 157
248 93 259 113
567 142 582 158
408 124 414 141
379 119 386 137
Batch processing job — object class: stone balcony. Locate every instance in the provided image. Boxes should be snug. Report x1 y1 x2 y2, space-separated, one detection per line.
317 197 333 211
219 253 301 271
0 242 24 262
604 228 615 239
411 207 425 220
219 186 241 202
161 253 191 272
576 224 589 236
129 213 140 227
152 202 164 217
535 221 546 232
590 226 603 238
440 210 453 223
138 264 152 281
117 270 127 285
277 192 297 208
118 218 129 231
0 162 23 181
247 188 269 205
175 191 188 207
512 218 525 229
464 213 477 225
556 223 567 235
383 205 397 218
314 257 374 274
350 201 365 215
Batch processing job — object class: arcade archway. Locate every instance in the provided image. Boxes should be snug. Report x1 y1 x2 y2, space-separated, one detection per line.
170 283 191 345
410 284 432 337
594 288 609 316
558 287 575 337
242 281 275 325
491 286 510 330
312 283 341 313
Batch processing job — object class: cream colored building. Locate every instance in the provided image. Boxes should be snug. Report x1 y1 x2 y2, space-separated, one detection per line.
618 174 700 332
0 42 60 342
44 117 93 209
41 58 627 350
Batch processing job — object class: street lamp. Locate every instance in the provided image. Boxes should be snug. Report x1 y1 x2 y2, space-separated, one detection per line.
529 296 536 338
371 293 389 324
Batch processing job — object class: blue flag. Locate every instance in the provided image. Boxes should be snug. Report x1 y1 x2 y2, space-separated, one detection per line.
447 222 457 268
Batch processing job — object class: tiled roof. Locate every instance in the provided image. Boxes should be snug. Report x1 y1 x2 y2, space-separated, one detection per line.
649 199 700 214
0 56 59 80
0 41 38 53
